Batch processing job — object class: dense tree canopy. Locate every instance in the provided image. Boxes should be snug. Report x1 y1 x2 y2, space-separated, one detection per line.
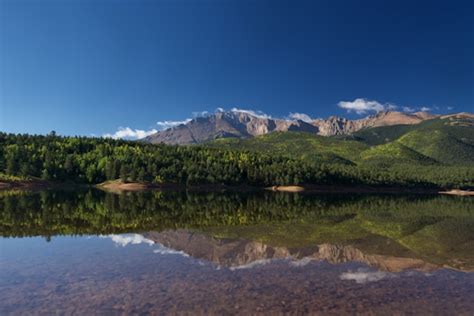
0 132 472 188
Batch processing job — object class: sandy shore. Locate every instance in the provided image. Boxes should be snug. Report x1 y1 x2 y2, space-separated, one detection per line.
96 181 150 192
266 185 305 192
439 189 474 196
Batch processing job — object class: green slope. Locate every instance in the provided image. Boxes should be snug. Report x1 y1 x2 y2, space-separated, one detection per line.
360 142 439 167
397 129 474 165
349 115 474 166
347 124 418 146
353 116 474 145
207 132 369 165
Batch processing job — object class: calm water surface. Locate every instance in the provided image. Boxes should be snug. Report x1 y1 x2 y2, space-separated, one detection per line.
0 190 473 315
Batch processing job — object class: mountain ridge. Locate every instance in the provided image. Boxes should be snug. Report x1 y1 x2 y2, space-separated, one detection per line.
144 110 440 145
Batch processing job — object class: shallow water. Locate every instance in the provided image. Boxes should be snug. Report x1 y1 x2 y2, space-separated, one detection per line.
1 190 473 314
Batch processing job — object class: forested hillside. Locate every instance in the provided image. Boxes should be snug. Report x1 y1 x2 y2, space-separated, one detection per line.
207 132 367 165
0 132 473 188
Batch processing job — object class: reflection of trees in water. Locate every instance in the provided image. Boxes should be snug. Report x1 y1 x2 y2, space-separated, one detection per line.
1 190 473 269
0 190 472 236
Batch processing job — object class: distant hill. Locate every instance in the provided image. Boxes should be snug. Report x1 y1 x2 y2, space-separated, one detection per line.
397 130 474 165
354 113 474 166
144 109 436 145
351 113 474 146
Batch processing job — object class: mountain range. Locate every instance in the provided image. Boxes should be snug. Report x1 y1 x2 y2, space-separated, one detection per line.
143 109 474 167
144 110 439 145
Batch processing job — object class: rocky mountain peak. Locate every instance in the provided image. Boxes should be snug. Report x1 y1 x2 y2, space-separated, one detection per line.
144 109 440 145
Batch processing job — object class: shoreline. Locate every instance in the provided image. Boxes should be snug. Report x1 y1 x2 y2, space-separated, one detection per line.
0 179 85 192
97 181 445 195
0 179 474 196
1 179 471 196
0 179 53 191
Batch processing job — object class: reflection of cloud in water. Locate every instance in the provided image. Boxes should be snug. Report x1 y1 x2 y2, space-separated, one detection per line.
102 234 191 258
289 257 314 267
340 269 393 284
230 257 320 271
153 246 189 257
229 259 274 271
103 234 155 247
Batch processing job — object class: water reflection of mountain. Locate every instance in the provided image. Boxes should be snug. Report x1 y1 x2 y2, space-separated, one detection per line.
145 230 440 272
1 189 473 270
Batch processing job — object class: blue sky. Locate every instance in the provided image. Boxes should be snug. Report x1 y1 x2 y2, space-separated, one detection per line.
1 0 473 138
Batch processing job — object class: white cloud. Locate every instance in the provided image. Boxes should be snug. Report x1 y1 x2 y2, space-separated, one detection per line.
338 98 388 115
230 108 272 119
156 119 192 130
192 111 210 118
103 127 158 140
288 112 313 122
153 108 228 131
447 106 454 110
340 269 393 284
402 106 415 112
420 106 432 112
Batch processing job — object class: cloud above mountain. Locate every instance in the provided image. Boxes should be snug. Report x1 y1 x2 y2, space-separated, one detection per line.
338 98 440 115
230 108 272 119
103 119 194 140
338 98 394 114
156 119 192 130
288 112 313 122
103 127 158 140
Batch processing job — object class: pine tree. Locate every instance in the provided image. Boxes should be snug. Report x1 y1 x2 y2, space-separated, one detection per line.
6 155 18 175
64 156 73 174
129 168 137 182
138 168 145 181
120 164 128 182
105 160 115 180
41 168 50 180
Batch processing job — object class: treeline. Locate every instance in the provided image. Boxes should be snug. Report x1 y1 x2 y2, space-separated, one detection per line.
0 132 473 188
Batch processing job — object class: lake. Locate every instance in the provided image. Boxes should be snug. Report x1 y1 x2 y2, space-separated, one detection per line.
1 190 473 314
